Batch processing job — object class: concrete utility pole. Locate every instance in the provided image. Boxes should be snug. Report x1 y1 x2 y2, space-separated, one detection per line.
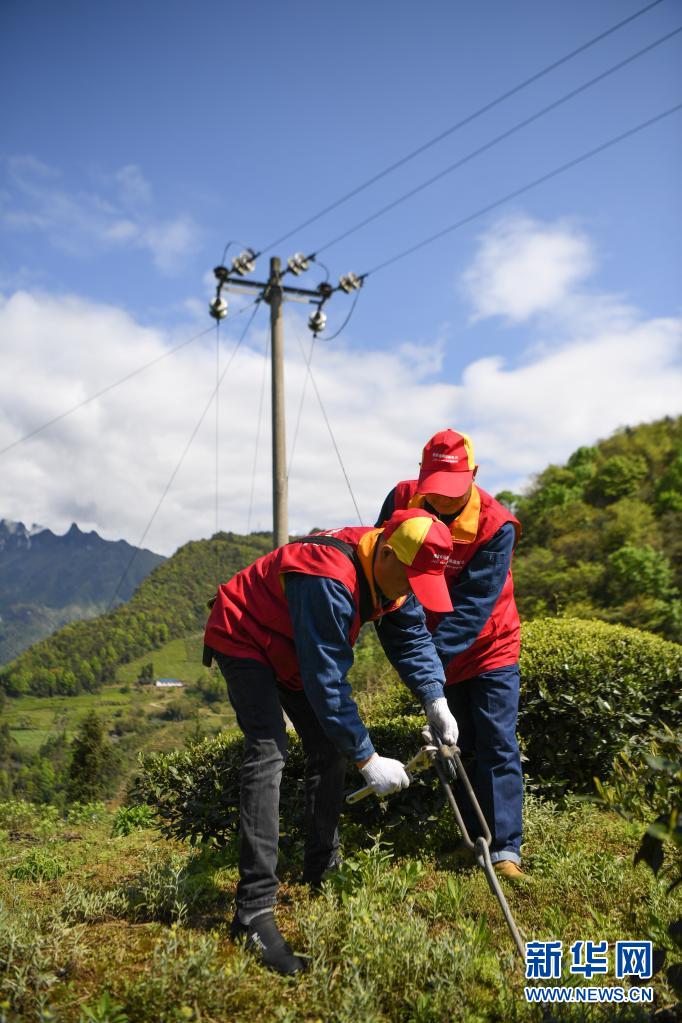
209 250 361 549
266 257 288 547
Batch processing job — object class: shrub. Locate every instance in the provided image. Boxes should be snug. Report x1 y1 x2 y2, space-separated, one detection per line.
360 618 682 799
594 726 682 890
518 618 682 797
134 618 682 844
133 716 447 855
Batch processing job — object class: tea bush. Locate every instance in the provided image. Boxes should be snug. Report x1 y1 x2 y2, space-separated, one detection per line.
133 716 447 854
368 617 682 798
134 618 682 845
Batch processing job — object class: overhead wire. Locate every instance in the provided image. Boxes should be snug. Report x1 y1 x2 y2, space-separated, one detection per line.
106 300 262 612
311 26 682 257
362 101 682 277
258 0 666 254
0 324 214 458
289 315 364 525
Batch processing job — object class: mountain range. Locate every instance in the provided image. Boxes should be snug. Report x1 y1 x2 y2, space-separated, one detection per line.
0 519 165 664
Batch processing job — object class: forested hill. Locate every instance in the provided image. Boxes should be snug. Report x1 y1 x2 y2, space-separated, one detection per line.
504 415 682 642
0 532 271 697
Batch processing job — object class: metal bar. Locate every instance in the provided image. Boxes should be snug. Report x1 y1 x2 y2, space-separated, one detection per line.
267 257 288 548
474 837 526 960
221 276 330 300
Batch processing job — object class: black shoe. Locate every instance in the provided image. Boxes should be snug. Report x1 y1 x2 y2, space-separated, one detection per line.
230 911 308 976
303 856 344 891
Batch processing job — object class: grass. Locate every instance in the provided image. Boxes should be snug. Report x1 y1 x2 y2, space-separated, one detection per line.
0 796 680 1022
5 646 237 759
115 633 210 686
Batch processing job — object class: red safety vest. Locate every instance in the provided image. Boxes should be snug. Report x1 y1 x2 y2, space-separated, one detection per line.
391 481 521 684
204 527 407 691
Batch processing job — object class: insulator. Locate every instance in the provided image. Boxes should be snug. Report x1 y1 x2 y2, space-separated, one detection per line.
339 271 362 293
308 309 327 334
209 296 228 320
287 252 309 276
231 248 256 276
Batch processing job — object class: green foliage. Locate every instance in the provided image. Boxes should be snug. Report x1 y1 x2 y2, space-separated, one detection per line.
133 716 449 854
594 727 682 891
518 618 682 798
67 710 119 804
0 899 83 1019
79 990 130 1023
111 803 157 837
135 618 682 842
586 453 649 505
138 662 154 682
371 617 682 801
513 415 682 641
9 847 67 881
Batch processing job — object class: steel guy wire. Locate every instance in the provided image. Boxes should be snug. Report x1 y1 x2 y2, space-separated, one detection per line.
362 101 682 278
289 315 364 525
106 300 262 613
311 26 682 257
0 300 259 459
258 0 666 255
287 332 317 479
0 325 213 458
247 329 271 536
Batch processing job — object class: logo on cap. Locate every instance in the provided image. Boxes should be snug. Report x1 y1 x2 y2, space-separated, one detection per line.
382 509 454 613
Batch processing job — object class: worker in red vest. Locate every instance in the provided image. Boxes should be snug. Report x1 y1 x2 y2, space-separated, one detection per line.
204 508 459 974
377 429 524 880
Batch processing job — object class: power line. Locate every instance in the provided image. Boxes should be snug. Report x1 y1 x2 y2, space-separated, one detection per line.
363 101 682 277
312 27 681 257
259 0 666 254
289 316 364 525
106 301 262 611
0 324 213 457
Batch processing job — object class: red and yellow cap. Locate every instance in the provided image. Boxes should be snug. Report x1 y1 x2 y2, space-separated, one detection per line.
417 429 476 499
382 508 453 613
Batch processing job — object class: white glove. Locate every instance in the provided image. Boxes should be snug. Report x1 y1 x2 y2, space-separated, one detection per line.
424 696 459 746
360 753 410 796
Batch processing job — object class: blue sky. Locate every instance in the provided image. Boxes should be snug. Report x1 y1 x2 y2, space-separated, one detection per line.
1 0 681 553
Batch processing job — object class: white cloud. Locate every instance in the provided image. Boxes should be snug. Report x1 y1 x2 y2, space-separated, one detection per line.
0 215 680 556
462 214 594 323
0 155 201 274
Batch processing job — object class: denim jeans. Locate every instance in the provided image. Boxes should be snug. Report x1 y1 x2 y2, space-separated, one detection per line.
445 664 523 863
214 653 347 911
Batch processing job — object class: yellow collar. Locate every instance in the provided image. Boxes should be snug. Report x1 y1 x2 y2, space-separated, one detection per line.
408 485 481 543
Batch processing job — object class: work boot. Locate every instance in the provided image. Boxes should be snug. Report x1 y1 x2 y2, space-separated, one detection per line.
230 910 308 975
494 860 526 881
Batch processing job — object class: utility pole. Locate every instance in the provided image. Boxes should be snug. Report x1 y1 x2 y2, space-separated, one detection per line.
266 257 288 547
209 249 363 549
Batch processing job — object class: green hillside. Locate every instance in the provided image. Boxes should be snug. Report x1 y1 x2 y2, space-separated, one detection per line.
502 415 682 641
0 532 272 697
